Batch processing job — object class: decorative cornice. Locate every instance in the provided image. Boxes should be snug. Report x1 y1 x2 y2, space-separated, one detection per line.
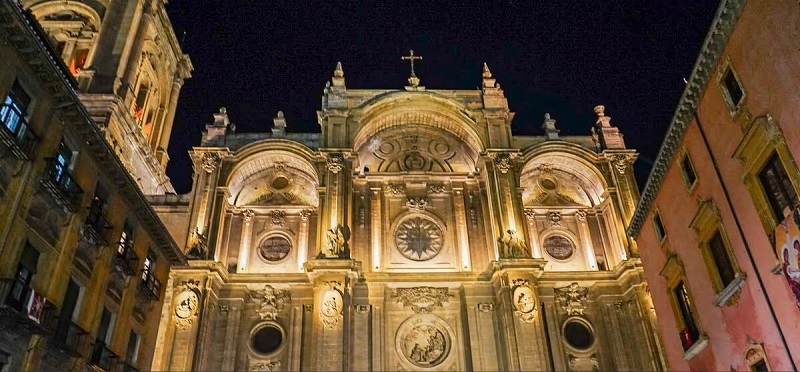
628 0 746 239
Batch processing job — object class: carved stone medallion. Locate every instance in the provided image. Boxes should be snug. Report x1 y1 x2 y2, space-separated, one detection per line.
396 315 452 368
320 281 344 329
258 236 292 262
174 280 201 330
395 217 444 261
543 235 575 260
511 279 537 323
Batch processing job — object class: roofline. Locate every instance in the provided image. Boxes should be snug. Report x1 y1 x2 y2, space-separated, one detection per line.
627 0 747 239
1 0 187 265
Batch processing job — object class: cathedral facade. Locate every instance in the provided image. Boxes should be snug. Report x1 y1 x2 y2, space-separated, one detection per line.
151 64 665 371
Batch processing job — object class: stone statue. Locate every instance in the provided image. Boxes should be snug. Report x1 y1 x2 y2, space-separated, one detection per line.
499 230 529 259
320 224 350 259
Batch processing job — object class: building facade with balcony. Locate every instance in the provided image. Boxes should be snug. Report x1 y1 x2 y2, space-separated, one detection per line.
0 0 186 371
628 0 800 370
20 0 192 195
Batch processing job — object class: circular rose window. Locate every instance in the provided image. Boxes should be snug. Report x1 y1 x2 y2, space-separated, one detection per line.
258 236 292 262
395 218 444 261
251 324 284 355
543 235 575 260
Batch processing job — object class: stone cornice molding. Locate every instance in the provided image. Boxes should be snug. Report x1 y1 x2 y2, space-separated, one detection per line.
0 0 186 265
628 0 746 239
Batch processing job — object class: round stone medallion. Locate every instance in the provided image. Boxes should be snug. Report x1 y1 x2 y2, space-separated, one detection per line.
397 316 451 368
251 324 284 355
403 151 427 171
543 235 575 260
258 236 292 262
174 290 199 319
395 217 444 261
563 319 595 350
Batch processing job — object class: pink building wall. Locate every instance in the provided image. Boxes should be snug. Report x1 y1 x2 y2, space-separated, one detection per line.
632 0 800 370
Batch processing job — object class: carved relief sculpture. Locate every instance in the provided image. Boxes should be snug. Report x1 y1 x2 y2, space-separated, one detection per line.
268 210 285 226
320 281 344 329
251 361 281 371
511 279 537 323
174 280 201 330
394 287 452 314
498 230 529 259
397 317 451 368
249 285 291 321
321 224 350 259
548 211 562 226
405 197 429 212
555 282 590 316
200 151 221 173
326 153 345 174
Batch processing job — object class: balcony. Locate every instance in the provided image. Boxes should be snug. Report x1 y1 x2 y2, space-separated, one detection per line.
138 271 161 302
46 317 89 358
90 341 119 372
114 240 139 276
84 199 113 246
0 103 37 159
40 158 83 212
0 278 55 335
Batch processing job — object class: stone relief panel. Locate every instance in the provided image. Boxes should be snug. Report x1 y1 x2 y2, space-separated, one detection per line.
396 315 453 369
555 283 590 316
319 281 344 329
174 280 202 331
248 285 291 321
357 127 477 174
393 287 453 314
511 279 537 324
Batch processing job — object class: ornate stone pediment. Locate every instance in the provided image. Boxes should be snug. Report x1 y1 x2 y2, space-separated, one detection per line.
555 282 590 316
393 287 452 313
248 285 291 320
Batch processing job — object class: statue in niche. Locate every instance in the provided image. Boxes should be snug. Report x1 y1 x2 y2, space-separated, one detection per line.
498 230 530 259
319 224 350 259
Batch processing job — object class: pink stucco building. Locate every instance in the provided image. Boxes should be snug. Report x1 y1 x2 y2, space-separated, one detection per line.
628 0 800 370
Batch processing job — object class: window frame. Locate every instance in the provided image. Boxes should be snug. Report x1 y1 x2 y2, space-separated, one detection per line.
660 252 707 360
689 198 745 306
744 345 771 372
757 152 798 222
716 58 746 115
678 149 698 191
652 209 667 245
733 114 800 233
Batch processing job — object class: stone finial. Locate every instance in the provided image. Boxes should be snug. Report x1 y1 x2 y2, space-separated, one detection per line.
593 105 626 149
203 107 232 145
213 107 230 127
331 62 345 88
334 62 344 77
482 62 492 78
542 112 559 140
272 111 286 137
482 63 498 90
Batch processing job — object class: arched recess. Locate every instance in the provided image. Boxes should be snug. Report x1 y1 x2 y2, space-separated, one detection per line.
351 91 485 161
30 1 102 74
356 125 479 174
519 143 608 207
227 141 319 208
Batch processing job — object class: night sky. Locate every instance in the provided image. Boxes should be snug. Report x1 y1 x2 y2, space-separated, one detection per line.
164 1 719 194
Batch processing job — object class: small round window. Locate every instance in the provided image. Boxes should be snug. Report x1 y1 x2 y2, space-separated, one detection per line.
258 236 292 262
563 320 594 350
251 324 283 355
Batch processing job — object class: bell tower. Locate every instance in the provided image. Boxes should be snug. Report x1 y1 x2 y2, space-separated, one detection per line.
23 0 192 194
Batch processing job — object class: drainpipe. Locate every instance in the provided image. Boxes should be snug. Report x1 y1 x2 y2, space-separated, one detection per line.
693 108 796 369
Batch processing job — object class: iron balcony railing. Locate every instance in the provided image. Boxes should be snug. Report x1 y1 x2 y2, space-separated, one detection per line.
47 316 89 358
40 158 83 212
90 341 118 372
138 270 161 301
84 199 113 245
0 277 54 335
114 240 139 276
0 103 37 159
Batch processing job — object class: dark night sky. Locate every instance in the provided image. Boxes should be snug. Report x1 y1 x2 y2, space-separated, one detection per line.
164 1 719 194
